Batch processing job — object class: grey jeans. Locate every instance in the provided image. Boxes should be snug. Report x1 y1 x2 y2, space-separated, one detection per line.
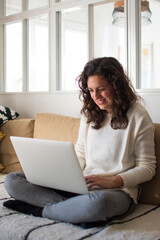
4 172 136 224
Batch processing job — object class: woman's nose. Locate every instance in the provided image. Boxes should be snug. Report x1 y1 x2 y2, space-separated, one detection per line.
93 90 99 99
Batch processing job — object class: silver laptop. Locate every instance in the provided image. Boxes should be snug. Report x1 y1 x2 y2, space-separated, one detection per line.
10 136 89 195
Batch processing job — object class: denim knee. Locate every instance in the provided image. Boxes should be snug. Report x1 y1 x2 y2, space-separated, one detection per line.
88 190 133 220
4 172 24 197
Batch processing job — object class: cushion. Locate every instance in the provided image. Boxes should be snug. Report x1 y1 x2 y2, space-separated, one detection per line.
0 119 35 173
139 123 160 205
0 132 6 141
0 132 6 171
0 105 19 126
34 113 80 146
0 163 5 171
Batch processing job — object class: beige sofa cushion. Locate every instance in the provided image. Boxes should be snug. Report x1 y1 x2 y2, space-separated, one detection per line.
34 113 80 146
0 119 34 173
139 123 160 205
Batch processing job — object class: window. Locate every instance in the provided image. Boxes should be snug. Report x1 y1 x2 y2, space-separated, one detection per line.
93 2 126 69
5 22 22 92
141 0 160 89
0 0 49 93
1 0 160 93
6 0 22 16
0 0 127 93
29 15 49 91
56 7 87 91
56 0 127 91
28 0 49 10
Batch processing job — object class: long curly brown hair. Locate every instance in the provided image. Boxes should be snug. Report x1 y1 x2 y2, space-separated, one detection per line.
77 57 140 130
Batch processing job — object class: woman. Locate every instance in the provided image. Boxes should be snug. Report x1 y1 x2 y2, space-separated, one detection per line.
3 57 156 226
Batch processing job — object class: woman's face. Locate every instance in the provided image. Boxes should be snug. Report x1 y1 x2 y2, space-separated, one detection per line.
87 75 114 113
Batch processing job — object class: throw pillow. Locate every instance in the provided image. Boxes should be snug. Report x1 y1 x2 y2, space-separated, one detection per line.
0 131 6 141
0 131 6 172
0 106 19 126
0 163 5 171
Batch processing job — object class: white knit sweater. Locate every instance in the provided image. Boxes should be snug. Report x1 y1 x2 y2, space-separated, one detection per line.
75 102 156 203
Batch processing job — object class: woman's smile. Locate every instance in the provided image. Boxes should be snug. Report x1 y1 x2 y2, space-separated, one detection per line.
96 98 106 105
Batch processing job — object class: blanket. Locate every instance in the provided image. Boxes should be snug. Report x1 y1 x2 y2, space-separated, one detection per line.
0 174 160 240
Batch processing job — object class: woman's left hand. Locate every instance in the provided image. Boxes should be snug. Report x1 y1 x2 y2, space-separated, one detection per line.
85 174 123 189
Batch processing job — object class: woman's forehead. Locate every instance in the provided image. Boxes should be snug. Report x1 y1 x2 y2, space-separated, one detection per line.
87 75 110 88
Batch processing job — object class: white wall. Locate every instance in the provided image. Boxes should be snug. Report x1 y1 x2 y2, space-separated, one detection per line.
140 93 160 123
0 92 82 119
0 91 160 123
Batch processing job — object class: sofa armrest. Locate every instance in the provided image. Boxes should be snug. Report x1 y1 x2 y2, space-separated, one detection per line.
139 123 160 205
0 118 34 173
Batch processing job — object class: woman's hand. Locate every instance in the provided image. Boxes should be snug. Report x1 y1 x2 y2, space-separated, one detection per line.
85 174 123 189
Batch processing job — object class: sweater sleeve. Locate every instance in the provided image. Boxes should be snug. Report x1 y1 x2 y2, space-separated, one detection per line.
119 108 156 187
75 116 87 170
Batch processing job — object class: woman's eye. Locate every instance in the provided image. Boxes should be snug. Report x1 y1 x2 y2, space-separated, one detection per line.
88 89 93 93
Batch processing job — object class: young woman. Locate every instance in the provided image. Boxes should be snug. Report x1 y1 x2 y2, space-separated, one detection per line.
3 57 156 226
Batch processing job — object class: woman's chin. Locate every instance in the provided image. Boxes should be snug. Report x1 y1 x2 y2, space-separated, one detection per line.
98 104 107 110
97 104 111 112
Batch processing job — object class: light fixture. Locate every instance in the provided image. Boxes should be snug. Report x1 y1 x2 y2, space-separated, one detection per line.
112 1 124 27
112 0 152 26
141 0 152 25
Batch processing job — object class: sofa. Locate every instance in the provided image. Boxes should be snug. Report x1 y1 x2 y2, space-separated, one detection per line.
0 113 160 240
